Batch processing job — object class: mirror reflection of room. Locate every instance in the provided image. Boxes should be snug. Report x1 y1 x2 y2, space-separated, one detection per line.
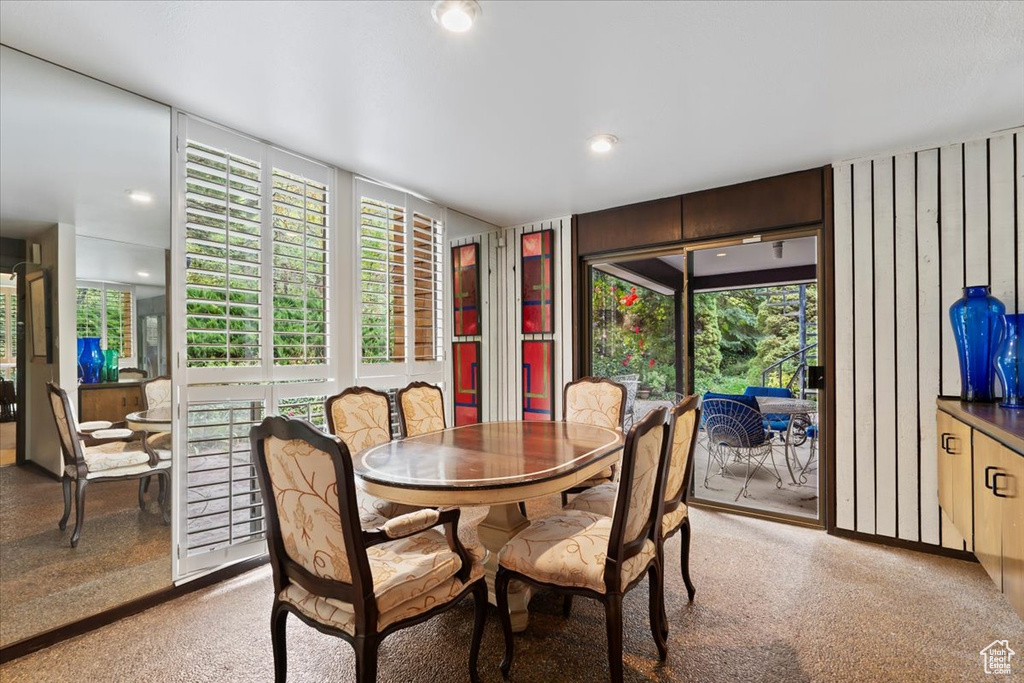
0 45 171 648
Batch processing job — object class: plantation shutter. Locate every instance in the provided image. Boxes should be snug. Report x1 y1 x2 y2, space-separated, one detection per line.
76 286 103 338
270 148 332 378
183 125 264 380
359 181 408 365
411 210 443 362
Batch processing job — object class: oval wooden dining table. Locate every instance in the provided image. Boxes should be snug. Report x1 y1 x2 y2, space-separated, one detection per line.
352 420 624 631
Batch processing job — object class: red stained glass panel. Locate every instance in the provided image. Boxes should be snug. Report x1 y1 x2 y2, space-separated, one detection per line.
453 341 481 425
522 340 553 421
521 230 554 333
452 243 479 336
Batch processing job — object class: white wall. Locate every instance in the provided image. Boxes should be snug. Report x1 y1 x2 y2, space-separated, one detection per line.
448 216 573 421
833 128 1023 549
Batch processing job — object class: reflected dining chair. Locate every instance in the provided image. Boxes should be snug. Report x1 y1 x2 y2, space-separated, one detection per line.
559 376 627 506
566 396 701 631
47 382 170 547
496 407 671 682
250 416 488 683
325 387 423 527
396 382 446 438
138 375 172 507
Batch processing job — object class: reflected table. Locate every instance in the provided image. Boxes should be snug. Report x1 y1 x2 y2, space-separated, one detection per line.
352 420 624 632
754 397 818 485
125 407 172 433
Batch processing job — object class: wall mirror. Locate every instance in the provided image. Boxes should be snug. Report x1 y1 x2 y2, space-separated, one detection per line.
0 45 171 649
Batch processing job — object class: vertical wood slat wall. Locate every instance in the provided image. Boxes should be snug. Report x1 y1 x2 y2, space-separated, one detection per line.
448 217 573 421
833 127 1022 548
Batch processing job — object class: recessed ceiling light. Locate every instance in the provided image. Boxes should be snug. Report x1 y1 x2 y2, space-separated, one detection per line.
137 271 150 278
588 134 618 154
716 252 728 257
126 190 152 203
432 0 481 33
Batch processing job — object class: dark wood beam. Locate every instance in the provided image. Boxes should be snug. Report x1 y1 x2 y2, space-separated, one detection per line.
615 258 683 292
692 264 816 291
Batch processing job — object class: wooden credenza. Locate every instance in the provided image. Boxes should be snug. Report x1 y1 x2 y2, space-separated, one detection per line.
78 381 144 423
937 399 1024 618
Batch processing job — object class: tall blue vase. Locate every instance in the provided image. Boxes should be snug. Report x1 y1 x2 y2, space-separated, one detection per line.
994 314 1024 409
949 285 1004 402
77 338 85 381
79 337 104 384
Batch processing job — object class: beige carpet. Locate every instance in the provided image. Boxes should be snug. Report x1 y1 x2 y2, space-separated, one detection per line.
2 495 1021 682
0 465 171 646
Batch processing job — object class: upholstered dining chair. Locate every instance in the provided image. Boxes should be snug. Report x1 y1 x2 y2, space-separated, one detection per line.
396 382 445 438
565 396 701 633
138 375 172 506
47 382 170 547
250 416 488 683
119 367 148 381
325 387 423 527
559 376 627 506
496 407 671 683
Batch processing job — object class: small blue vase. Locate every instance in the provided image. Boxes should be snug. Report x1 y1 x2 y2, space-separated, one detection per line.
79 337 104 384
949 285 1005 402
995 314 1024 409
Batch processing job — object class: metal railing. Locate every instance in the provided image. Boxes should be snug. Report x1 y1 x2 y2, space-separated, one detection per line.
760 343 818 398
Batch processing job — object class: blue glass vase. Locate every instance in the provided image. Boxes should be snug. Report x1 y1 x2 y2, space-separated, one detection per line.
949 286 1004 402
994 314 1024 409
79 337 104 384
77 338 84 381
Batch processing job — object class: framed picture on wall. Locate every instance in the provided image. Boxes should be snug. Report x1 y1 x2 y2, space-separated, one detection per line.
25 269 52 363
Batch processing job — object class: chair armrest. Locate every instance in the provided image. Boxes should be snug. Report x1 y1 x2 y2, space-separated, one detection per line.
80 430 145 446
363 507 474 582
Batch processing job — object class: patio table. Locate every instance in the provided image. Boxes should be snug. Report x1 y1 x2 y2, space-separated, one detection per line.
754 396 817 486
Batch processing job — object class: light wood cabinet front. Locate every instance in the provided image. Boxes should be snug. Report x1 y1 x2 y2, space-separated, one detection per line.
973 432 1005 588
936 410 973 550
997 444 1024 617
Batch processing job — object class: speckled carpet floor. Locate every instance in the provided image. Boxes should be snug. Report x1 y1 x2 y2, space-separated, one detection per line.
1 496 1021 682
0 465 171 646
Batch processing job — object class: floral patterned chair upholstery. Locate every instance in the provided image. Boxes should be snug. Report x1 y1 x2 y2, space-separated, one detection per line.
250 416 488 683
138 375 172 505
396 382 446 438
325 387 422 527
47 382 170 547
559 377 627 506
566 395 701 632
495 407 672 682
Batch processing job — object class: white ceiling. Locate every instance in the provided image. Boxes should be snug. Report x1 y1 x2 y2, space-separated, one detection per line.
0 2 1022 227
76 236 166 298
663 236 818 277
0 46 170 246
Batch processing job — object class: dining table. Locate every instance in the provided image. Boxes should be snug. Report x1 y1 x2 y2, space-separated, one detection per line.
352 420 624 632
753 396 818 485
125 407 172 433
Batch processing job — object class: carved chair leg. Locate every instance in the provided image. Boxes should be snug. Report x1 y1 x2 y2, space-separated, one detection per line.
604 593 624 683
562 595 573 618
138 478 147 510
469 581 487 683
71 478 89 548
159 473 170 525
658 547 669 641
681 519 696 601
271 603 288 683
496 569 515 678
59 475 72 531
353 635 378 683
647 562 667 660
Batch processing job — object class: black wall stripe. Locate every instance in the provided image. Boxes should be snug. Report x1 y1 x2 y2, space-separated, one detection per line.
850 164 858 528
870 159 878 534
892 156 899 536
914 151 922 543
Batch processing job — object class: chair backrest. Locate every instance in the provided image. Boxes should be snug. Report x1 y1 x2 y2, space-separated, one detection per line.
702 397 768 448
120 367 148 381
563 377 627 430
604 406 670 591
142 376 172 410
325 386 393 454
396 382 446 438
251 416 372 607
46 382 84 472
664 396 700 508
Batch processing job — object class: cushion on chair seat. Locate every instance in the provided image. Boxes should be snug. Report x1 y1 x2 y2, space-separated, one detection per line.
498 510 656 594
366 528 464 613
67 459 170 480
564 481 616 516
147 431 172 459
279 539 484 634
82 441 151 472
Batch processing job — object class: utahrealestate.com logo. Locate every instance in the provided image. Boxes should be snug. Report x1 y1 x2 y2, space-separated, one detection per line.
980 640 1016 675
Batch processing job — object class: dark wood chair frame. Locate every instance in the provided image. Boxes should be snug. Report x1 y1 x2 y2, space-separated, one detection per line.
560 376 628 506
395 381 446 439
658 396 701 637
496 407 674 683
251 416 488 683
137 375 172 507
118 367 148 380
47 382 169 548
324 385 394 442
